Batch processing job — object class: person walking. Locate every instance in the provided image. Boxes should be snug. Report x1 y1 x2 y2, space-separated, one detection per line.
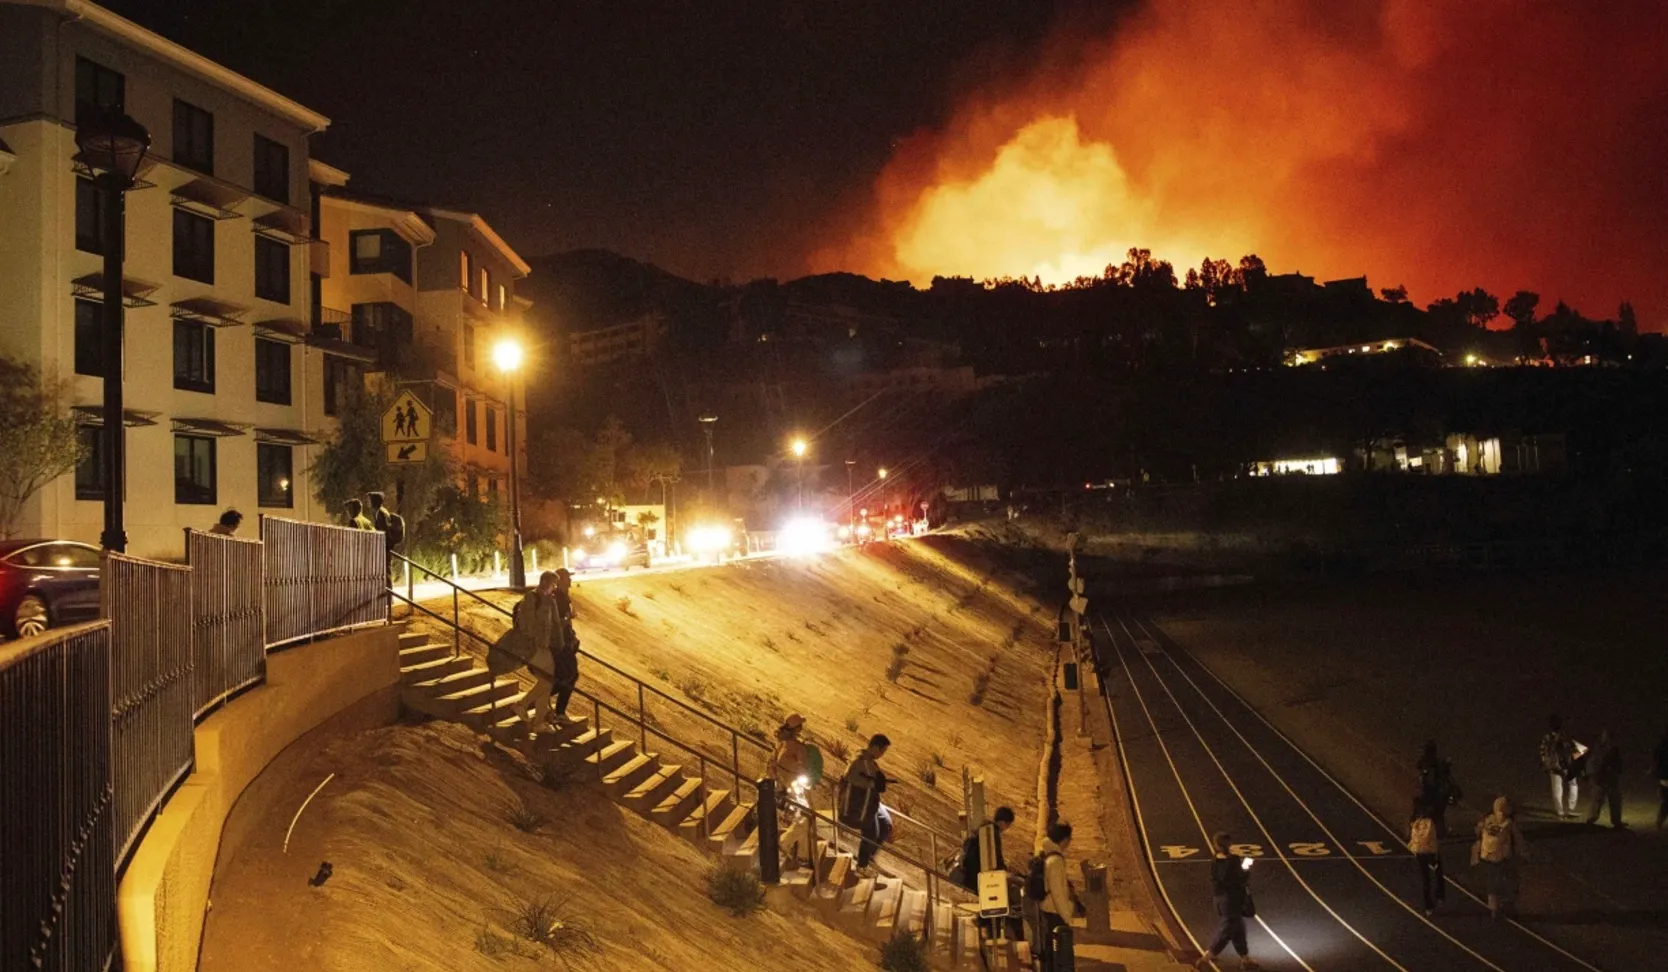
1583 728 1624 828
210 509 243 536
768 714 812 803
1418 741 1461 837
840 733 891 877
549 604 580 720
486 571 562 732
368 491 404 581
959 806 1015 892
1652 729 1668 830
344 498 373 531
1409 797 1445 915
1540 715 1580 819
1195 831 1260 970
1035 821 1083 972
1474 796 1528 918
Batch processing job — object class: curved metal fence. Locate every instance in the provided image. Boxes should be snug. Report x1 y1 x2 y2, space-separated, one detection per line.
0 622 118 972
186 530 266 716
102 552 196 866
261 516 387 649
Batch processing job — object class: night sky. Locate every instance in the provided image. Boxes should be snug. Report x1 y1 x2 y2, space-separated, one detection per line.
106 0 1116 281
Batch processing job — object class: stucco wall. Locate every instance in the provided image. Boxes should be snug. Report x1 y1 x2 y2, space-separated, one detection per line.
115 623 401 972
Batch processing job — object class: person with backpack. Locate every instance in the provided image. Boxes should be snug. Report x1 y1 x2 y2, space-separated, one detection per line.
1473 796 1528 918
1539 715 1580 819
344 498 374 531
768 714 816 807
1409 797 1445 915
839 734 891 877
1583 728 1624 828
368 491 404 582
1417 741 1461 837
1195 831 1260 970
486 571 563 732
959 806 1015 892
1030 821 1083 972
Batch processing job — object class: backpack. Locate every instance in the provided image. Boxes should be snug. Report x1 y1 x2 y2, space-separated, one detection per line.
1025 851 1060 902
384 512 406 548
803 745 824 787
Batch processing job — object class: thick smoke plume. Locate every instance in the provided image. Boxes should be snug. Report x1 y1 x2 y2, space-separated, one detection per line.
818 0 1668 324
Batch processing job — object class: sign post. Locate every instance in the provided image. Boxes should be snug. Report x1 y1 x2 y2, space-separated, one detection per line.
381 389 432 466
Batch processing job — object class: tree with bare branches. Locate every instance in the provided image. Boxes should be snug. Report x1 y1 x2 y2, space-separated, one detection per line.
0 358 85 539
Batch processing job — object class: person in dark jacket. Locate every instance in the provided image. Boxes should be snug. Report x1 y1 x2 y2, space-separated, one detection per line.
840 734 891 875
1418 741 1459 837
209 509 243 536
1653 729 1668 830
959 806 1015 891
1195 831 1260 970
1583 729 1624 828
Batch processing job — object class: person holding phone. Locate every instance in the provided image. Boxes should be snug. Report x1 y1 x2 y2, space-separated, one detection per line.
1196 831 1260 970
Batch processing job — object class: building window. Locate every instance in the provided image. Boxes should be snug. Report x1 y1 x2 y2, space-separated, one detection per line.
497 283 507 311
75 426 105 500
485 405 498 453
350 302 414 370
173 209 215 283
254 337 291 404
461 250 475 294
257 443 293 508
479 267 489 304
74 299 103 376
459 250 470 290
253 135 289 204
323 356 359 416
75 57 124 115
174 320 215 393
463 324 476 369
75 178 107 254
487 476 499 496
254 235 290 303
464 399 477 445
348 230 412 283
172 99 214 175
174 434 217 505
466 472 478 498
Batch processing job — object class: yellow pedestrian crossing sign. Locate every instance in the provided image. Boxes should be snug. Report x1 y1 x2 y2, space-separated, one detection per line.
382 390 431 443
387 441 428 464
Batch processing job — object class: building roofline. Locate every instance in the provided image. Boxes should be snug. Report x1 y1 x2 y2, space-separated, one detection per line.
420 207 531 277
19 0 330 133
320 192 436 245
308 158 350 187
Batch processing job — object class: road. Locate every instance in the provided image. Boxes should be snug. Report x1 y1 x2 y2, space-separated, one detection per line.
1099 608 1611 972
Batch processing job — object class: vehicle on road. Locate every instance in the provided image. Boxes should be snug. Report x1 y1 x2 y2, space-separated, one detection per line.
0 539 103 639
572 529 651 571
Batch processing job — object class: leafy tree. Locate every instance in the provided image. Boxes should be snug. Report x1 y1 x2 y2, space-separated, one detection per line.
1456 288 1500 329
622 441 683 495
0 358 84 539
310 382 450 527
407 484 503 574
592 415 634 503
1379 285 1409 304
1618 301 1638 335
1237 254 1268 288
1113 248 1176 290
1503 290 1539 331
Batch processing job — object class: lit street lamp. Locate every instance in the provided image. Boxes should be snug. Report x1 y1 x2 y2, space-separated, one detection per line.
493 336 527 587
791 436 809 511
76 108 151 553
878 466 889 521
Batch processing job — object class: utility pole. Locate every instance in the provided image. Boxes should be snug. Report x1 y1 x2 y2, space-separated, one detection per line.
698 414 718 498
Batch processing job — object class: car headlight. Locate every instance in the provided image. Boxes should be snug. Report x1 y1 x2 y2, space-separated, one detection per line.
608 541 627 561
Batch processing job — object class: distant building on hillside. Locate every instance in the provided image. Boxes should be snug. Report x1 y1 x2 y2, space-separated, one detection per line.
1285 338 1443 367
569 312 667 367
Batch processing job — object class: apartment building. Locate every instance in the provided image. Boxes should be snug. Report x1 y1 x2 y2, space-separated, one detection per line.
0 0 329 558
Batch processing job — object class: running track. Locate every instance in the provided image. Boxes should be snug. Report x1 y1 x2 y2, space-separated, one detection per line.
1098 609 1611 972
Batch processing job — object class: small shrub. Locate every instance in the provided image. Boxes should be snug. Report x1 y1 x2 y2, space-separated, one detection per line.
845 712 861 733
879 930 931 972
642 589 657 600
615 595 636 617
507 799 547 833
948 730 964 749
502 894 602 960
917 760 937 787
708 864 766 917
969 672 991 706
786 630 801 644
826 738 850 761
482 849 512 874
890 641 910 658
739 720 765 741
761 635 778 652
932 750 946 767
680 677 709 702
669 582 686 594
804 620 822 635
885 658 905 682
652 667 671 682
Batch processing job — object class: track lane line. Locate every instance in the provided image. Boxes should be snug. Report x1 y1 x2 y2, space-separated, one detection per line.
1115 614 1410 971
1137 614 1608 972
1104 614 1318 972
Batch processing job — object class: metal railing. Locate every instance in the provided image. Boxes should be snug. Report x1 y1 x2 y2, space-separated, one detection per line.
186 529 265 717
102 552 196 868
262 516 388 649
0 622 118 972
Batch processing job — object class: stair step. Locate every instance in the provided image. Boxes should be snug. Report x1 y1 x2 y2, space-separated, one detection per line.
706 803 753 853
896 886 927 937
398 630 429 649
435 676 520 713
931 901 956 954
399 656 471 685
413 665 490 693
602 753 661 798
460 691 529 729
677 788 735 843
582 739 638 776
838 876 876 917
821 851 854 894
399 643 451 667
867 876 905 931
540 727 614 771
648 776 705 828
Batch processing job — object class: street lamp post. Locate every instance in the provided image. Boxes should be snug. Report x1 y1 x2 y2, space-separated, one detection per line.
878 466 889 521
698 414 717 497
493 337 527 587
76 108 151 553
845 459 855 535
791 436 808 512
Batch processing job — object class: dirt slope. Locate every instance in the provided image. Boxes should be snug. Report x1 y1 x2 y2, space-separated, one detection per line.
438 532 1059 851
201 720 887 972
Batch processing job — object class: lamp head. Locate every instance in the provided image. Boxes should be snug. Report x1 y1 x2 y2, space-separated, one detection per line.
492 336 524 373
75 107 151 183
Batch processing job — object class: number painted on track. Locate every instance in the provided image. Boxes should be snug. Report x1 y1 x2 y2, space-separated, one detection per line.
1288 841 1331 856
1228 843 1264 858
1159 845 1201 859
1356 841 1393 855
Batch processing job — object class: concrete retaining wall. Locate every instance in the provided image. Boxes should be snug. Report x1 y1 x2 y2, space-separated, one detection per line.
116 625 401 972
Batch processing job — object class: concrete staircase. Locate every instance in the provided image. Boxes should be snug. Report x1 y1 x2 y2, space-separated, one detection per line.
397 630 1020 969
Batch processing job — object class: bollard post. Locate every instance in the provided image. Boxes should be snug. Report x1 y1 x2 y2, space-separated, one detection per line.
494 550 502 579
529 546 539 576
756 778 781 885
450 552 459 580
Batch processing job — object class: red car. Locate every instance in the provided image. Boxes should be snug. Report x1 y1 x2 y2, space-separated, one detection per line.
0 539 103 639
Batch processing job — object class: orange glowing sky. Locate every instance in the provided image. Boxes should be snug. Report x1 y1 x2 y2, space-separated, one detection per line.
816 0 1668 325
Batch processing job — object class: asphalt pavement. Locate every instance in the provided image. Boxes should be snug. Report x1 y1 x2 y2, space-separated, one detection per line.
1099 608 1613 972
